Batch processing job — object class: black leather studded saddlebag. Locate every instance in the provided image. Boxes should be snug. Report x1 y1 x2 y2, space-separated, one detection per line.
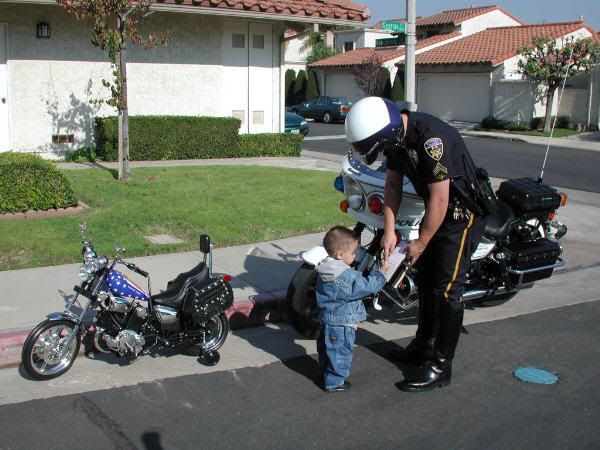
183 277 233 324
496 178 561 218
505 238 561 284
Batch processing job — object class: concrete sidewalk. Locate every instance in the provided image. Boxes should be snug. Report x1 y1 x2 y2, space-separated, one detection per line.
462 129 600 152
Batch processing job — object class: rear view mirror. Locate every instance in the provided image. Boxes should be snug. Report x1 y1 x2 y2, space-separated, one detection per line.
199 235 211 254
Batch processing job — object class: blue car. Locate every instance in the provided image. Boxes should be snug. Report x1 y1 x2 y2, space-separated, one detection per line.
288 96 352 124
285 112 309 136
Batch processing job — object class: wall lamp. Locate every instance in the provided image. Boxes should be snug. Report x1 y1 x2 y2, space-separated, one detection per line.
37 22 50 39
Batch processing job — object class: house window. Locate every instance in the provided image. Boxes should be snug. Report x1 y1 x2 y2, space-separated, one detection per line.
52 134 74 144
253 111 264 125
232 33 245 49
253 34 265 49
344 41 354 52
232 110 245 124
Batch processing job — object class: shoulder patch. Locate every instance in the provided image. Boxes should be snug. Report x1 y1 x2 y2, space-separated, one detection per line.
424 137 444 161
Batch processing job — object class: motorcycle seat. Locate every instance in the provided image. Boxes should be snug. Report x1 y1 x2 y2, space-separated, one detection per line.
151 262 209 308
483 200 515 240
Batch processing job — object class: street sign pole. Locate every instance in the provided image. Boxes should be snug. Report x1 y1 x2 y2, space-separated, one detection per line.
405 0 416 106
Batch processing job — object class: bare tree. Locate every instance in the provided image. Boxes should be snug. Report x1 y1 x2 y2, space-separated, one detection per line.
352 53 389 97
58 0 168 180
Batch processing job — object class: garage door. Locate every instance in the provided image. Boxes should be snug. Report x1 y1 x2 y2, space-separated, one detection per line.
325 73 364 103
417 74 491 122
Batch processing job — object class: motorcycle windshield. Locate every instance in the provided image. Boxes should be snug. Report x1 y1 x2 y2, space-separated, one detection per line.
345 149 418 197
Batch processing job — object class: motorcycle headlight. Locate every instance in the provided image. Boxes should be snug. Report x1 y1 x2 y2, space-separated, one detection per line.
79 263 95 282
343 176 365 211
83 249 97 264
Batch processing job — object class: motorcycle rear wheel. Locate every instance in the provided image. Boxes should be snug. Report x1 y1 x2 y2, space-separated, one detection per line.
286 263 320 339
198 313 229 352
21 319 81 380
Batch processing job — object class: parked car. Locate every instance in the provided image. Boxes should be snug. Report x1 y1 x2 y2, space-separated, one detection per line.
285 112 309 136
288 96 352 124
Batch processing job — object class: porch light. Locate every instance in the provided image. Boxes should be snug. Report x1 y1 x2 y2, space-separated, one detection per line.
37 22 50 39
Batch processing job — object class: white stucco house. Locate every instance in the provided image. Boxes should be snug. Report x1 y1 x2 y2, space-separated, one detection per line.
0 0 369 156
410 21 596 125
308 5 522 105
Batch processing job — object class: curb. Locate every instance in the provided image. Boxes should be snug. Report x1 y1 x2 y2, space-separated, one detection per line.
0 293 288 370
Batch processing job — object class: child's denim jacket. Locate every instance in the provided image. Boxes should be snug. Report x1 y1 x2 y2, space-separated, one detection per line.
316 257 386 326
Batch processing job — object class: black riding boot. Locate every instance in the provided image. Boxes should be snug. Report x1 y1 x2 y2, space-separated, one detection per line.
399 301 464 392
389 292 438 365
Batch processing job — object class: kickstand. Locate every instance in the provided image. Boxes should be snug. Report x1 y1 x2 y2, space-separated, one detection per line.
198 349 220 366
461 325 469 335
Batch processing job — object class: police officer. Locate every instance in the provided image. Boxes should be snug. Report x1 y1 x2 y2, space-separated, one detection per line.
345 97 483 392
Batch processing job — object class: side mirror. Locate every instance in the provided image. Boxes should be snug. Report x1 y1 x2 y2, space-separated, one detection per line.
199 235 211 254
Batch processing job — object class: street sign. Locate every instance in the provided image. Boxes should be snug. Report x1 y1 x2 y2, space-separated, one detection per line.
381 21 406 33
375 36 405 47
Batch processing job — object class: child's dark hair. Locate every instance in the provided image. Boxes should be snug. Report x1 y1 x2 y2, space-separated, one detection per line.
323 226 358 256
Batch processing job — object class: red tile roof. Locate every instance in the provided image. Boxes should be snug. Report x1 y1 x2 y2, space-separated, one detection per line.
154 0 370 22
371 5 523 29
308 32 461 68
417 5 522 27
412 21 593 66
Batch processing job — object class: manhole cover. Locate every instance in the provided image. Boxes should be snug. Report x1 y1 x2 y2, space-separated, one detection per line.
513 366 559 385
145 234 184 245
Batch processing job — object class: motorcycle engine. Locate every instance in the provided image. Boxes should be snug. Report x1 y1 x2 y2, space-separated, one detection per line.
95 328 145 357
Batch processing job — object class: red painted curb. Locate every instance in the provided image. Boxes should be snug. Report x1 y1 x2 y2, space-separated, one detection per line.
0 293 288 370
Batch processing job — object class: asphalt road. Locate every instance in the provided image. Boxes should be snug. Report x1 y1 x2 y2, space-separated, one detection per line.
1 301 598 449
303 123 600 193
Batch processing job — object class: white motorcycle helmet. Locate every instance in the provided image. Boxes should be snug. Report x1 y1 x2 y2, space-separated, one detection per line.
345 97 403 164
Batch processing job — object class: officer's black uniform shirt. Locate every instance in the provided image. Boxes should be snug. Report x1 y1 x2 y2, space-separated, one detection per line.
385 111 478 203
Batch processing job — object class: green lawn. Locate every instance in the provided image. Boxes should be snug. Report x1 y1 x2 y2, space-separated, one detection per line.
0 165 352 271
476 128 579 138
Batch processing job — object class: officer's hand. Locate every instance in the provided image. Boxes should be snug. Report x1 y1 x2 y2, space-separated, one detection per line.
407 239 426 265
380 258 389 273
381 230 397 261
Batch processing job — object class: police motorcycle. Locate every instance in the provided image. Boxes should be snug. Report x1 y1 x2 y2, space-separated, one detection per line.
21 223 233 380
287 109 567 339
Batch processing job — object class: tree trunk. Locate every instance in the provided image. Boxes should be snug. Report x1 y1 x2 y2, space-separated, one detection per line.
543 86 556 134
117 15 131 181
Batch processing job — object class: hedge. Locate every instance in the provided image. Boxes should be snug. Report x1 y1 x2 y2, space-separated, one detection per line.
0 153 78 214
237 133 302 157
95 116 302 161
96 116 242 161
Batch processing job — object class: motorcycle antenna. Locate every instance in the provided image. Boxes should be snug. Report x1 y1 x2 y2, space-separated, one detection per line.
538 44 575 185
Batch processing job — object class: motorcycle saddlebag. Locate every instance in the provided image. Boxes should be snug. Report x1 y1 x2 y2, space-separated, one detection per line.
505 238 561 285
183 278 233 324
496 178 561 218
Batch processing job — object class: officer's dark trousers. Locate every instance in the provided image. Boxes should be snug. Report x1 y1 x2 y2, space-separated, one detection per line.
414 212 476 360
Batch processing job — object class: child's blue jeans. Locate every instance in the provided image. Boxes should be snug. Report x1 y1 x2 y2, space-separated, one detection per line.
317 324 356 390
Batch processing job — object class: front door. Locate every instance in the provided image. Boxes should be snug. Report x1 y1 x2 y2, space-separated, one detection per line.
0 24 8 151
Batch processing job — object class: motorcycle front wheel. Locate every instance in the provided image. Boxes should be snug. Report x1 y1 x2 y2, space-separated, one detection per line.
286 263 320 339
21 319 81 380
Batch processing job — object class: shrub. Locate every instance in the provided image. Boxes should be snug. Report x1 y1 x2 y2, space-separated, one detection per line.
294 70 308 104
391 71 405 102
504 121 530 132
530 115 574 130
95 116 302 161
480 116 506 130
237 133 302 157
556 115 573 129
64 147 97 163
530 116 544 130
285 69 296 107
95 116 241 161
306 69 320 100
0 153 78 213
